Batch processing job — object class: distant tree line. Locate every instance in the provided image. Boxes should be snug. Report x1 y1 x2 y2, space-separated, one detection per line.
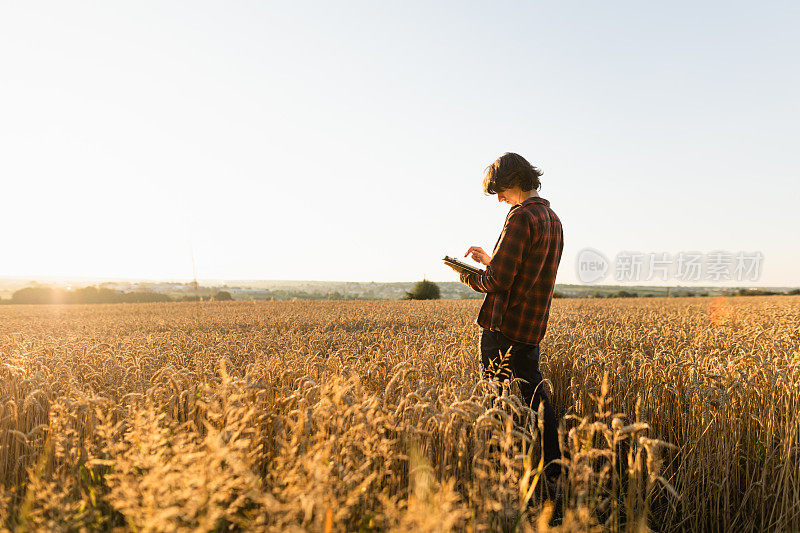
2 286 235 305
590 290 641 299
732 288 800 296
256 289 351 301
584 288 800 299
1 285 797 305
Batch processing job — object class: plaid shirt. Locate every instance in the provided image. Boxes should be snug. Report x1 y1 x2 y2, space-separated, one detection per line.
461 196 563 345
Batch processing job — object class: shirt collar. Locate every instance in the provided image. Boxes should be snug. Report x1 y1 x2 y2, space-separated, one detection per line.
519 195 548 207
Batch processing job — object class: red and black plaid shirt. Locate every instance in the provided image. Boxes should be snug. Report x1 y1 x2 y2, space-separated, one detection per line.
461 196 563 345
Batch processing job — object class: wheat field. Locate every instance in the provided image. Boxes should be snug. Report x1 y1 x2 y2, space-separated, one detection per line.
1 297 799 531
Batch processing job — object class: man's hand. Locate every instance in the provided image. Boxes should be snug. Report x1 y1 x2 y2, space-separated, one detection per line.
465 246 491 266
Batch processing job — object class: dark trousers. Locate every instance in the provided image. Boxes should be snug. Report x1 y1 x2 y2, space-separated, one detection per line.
479 328 561 477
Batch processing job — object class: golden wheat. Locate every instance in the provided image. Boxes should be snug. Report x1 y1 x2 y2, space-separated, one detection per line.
1 296 798 531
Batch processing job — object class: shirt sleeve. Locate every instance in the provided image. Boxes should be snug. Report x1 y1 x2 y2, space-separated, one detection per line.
462 210 531 293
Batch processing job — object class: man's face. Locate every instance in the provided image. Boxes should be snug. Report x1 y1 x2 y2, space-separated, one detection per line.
497 188 519 205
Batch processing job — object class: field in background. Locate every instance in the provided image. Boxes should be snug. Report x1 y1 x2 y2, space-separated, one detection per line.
1 297 799 531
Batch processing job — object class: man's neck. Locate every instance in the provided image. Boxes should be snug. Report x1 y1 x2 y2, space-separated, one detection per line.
522 190 540 202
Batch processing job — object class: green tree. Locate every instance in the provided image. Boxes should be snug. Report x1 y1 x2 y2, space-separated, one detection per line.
615 290 638 298
404 279 441 300
213 291 234 301
11 287 57 304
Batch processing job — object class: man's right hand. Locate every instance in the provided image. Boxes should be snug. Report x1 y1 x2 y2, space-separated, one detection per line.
465 246 491 266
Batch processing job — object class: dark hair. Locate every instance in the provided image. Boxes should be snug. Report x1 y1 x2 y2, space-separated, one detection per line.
482 152 542 194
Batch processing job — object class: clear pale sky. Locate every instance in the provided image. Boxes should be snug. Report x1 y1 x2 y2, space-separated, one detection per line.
1 2 798 285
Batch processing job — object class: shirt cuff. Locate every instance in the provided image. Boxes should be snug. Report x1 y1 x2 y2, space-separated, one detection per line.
461 271 487 292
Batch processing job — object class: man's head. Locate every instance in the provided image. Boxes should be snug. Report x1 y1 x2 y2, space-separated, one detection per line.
482 152 543 205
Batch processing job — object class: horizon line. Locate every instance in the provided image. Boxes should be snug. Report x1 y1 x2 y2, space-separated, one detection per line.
0 276 797 290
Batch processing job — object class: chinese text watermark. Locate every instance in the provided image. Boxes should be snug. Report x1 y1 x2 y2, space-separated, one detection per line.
576 249 763 284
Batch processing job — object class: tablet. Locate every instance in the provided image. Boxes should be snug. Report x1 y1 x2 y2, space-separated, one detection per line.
443 255 484 277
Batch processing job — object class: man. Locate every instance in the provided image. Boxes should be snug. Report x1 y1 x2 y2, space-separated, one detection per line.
453 152 564 479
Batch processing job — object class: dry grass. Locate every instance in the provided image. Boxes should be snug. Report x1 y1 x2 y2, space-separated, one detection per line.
1 296 798 531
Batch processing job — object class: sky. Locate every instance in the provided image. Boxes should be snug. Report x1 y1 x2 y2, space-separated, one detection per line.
1 1 798 285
